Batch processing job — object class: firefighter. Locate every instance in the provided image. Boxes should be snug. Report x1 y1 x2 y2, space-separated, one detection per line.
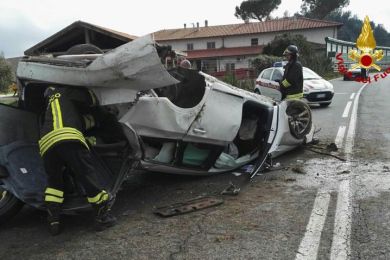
279 45 303 100
39 86 116 235
179 58 192 69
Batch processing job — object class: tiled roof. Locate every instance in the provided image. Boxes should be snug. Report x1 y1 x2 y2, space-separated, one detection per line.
153 17 342 41
186 46 263 59
92 23 138 40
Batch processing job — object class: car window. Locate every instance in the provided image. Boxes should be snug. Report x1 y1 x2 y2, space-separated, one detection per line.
303 68 321 80
261 69 273 80
271 70 283 81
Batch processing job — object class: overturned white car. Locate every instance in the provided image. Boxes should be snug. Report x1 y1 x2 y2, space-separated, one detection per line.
15 35 313 176
0 35 314 221
8 35 313 177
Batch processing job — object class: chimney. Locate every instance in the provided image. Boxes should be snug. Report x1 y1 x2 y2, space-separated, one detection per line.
205 20 208 27
184 23 187 29
196 22 199 29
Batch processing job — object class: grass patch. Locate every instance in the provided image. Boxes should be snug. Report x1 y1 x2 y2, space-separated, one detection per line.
322 72 342 80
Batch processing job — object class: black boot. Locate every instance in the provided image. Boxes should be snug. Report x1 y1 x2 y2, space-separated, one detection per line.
93 195 117 231
46 203 62 236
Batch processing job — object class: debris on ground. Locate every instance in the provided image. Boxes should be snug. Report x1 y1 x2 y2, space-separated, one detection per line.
310 137 320 145
291 166 306 174
326 143 338 151
154 196 224 217
261 162 283 173
337 170 351 175
284 177 297 182
240 164 254 173
306 146 346 161
214 234 236 243
273 162 281 168
221 182 241 196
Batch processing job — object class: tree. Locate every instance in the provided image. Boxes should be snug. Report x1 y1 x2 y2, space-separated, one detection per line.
0 53 13 92
301 0 350 20
262 34 333 76
235 0 281 22
326 11 390 46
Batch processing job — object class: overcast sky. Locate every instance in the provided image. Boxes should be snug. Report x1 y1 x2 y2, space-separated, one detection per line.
1 0 389 58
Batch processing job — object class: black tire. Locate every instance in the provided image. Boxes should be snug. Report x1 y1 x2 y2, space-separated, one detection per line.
254 89 261 95
320 103 331 107
286 100 312 139
0 188 24 223
66 44 103 55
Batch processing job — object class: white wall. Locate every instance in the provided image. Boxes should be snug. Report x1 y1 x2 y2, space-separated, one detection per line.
160 27 336 52
158 26 336 72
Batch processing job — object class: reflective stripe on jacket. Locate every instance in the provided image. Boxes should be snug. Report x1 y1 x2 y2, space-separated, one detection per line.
280 60 303 100
39 87 96 156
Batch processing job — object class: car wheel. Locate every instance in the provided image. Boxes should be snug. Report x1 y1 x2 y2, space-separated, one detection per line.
320 103 331 107
254 89 261 95
286 100 312 139
0 188 24 223
66 44 103 55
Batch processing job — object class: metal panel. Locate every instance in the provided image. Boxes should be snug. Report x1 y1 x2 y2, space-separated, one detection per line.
183 82 243 145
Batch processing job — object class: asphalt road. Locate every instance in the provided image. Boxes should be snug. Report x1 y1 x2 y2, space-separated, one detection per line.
0 76 389 259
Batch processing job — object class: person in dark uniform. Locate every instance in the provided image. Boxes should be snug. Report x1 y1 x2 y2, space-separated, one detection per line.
39 86 116 235
279 45 303 100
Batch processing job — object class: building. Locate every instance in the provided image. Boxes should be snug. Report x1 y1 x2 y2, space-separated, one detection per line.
24 20 137 56
152 17 342 76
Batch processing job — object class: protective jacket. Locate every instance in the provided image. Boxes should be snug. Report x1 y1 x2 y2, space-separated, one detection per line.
280 60 303 100
38 87 97 156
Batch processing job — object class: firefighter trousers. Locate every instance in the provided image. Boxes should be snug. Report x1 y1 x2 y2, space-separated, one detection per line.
42 141 109 205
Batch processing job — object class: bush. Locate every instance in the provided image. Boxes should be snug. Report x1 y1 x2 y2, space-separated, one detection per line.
222 72 239 87
222 72 255 91
0 54 13 93
262 33 333 77
252 55 281 75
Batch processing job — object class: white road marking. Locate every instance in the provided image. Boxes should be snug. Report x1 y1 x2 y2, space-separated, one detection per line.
350 93 355 99
342 101 352 118
330 179 352 260
330 83 369 260
335 126 346 149
335 93 348 95
296 192 331 260
344 84 368 155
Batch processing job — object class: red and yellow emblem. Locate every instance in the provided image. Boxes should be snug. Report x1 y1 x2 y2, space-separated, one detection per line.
348 16 384 71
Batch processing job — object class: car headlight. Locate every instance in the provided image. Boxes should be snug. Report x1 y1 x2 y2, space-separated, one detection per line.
326 82 334 91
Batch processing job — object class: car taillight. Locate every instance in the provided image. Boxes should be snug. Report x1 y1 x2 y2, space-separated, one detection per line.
256 80 260 85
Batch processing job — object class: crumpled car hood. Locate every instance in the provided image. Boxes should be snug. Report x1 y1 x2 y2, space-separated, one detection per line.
17 35 179 105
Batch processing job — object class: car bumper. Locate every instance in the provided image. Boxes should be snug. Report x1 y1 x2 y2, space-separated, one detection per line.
303 91 334 104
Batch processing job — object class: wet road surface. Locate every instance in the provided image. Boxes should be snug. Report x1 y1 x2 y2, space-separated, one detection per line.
1 76 389 259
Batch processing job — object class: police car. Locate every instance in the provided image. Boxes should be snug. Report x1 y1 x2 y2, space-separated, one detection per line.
254 66 334 107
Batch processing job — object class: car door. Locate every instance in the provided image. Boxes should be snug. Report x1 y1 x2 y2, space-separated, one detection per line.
258 68 273 98
120 69 209 140
269 69 283 101
182 80 244 146
120 92 206 140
